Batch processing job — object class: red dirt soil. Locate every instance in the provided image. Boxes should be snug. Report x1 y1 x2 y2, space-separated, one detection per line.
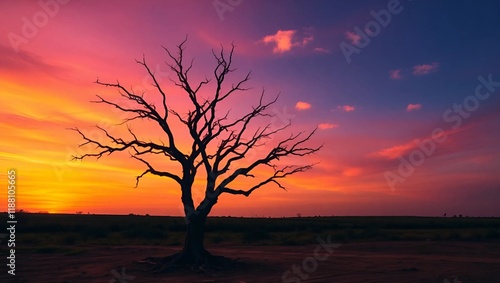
2 241 500 282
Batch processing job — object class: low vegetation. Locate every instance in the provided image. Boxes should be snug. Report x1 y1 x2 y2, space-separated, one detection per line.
5 213 500 250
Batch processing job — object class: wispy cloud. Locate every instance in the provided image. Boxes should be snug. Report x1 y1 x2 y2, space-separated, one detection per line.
295 101 311 111
318 123 338 130
345 31 361 45
261 29 314 53
370 140 417 160
337 105 356 112
370 126 468 162
389 69 402 80
407 103 422 112
0 44 66 75
412 62 439 75
313 47 330 53
301 33 314 46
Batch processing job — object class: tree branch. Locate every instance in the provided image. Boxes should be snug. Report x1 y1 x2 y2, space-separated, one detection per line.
73 40 322 217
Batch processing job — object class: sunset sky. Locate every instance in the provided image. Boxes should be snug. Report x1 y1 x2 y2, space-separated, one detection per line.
1 0 500 217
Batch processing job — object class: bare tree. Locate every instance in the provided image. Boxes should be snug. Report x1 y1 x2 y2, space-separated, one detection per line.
73 39 321 271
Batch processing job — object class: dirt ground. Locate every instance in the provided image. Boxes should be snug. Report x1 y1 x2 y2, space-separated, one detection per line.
2 241 500 282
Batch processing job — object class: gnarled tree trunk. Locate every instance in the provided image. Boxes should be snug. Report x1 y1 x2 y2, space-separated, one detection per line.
181 213 208 265
74 40 321 274
140 207 224 272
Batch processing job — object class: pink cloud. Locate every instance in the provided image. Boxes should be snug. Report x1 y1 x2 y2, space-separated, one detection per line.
370 127 463 161
346 31 361 45
302 34 314 46
295 101 311 110
412 62 439 75
337 105 355 112
371 140 417 160
262 29 314 53
407 103 422 112
313 47 330 53
318 123 339 130
262 30 296 53
389 69 402 80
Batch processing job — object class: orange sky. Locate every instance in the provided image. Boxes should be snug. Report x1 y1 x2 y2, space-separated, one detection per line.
1 1 499 217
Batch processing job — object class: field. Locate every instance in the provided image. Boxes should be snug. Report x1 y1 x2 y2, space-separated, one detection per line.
1 213 500 282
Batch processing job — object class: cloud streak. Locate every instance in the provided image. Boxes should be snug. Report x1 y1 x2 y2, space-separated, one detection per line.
407 103 422 112
370 140 417 160
413 62 439 75
318 123 338 130
337 105 356 112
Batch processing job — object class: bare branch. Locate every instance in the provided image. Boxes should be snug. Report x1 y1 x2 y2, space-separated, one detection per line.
215 129 321 193
73 40 321 219
220 164 315 197
93 77 185 162
135 55 169 120
132 155 182 186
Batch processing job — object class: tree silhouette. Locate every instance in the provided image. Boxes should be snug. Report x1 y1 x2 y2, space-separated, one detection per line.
72 39 321 271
